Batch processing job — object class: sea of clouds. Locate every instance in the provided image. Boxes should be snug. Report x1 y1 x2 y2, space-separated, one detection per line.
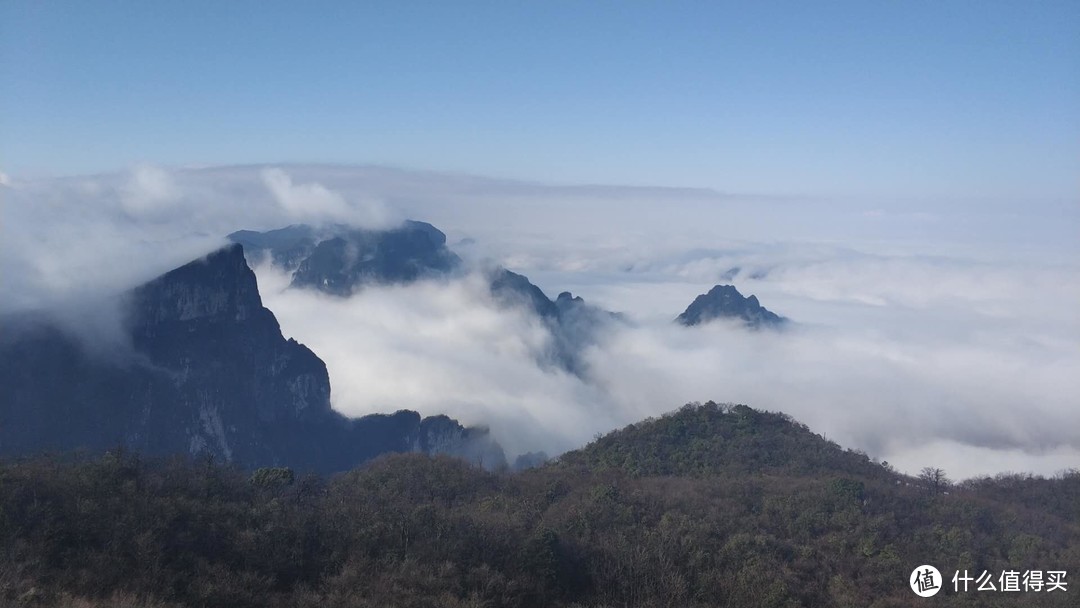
2 164 1077 480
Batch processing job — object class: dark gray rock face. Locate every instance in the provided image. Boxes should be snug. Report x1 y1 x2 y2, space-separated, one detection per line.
489 270 618 375
676 285 787 329
232 221 616 377
0 244 504 472
417 415 506 469
229 221 461 296
490 269 559 319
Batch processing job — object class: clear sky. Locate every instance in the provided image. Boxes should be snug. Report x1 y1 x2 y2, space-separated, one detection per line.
2 1 1078 201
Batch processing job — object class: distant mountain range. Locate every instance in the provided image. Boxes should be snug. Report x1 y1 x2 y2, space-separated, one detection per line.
231 223 622 375
1 220 790 472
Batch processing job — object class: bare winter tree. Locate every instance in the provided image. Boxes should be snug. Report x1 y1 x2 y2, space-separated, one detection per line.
919 467 951 494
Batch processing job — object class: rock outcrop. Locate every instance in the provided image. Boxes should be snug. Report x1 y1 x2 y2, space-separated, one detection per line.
0 244 504 472
676 284 786 329
230 221 461 295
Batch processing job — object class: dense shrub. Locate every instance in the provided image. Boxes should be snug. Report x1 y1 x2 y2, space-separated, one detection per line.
1 404 1077 607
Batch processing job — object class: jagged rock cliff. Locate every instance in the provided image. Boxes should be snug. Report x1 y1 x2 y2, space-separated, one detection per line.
0 244 505 472
489 269 618 375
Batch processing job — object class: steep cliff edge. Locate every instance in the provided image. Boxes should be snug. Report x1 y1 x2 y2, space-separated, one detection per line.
0 244 505 472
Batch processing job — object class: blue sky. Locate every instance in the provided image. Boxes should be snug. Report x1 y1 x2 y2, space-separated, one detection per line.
3 1 1077 201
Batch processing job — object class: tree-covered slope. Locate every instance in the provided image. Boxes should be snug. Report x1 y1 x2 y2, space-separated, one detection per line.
557 401 888 479
1 404 1077 608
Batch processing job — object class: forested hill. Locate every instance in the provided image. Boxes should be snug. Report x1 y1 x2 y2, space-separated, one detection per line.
2 403 1078 607
557 401 889 479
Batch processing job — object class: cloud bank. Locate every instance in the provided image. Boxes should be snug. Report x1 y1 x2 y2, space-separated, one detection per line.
252 259 1080 481
261 167 398 227
2 164 1077 480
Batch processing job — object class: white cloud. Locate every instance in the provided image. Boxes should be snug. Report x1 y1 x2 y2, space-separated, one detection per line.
120 164 182 218
254 264 617 457
253 252 1080 479
3 163 1078 480
261 167 398 228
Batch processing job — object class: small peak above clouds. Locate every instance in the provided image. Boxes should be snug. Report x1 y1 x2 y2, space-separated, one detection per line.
676 284 787 329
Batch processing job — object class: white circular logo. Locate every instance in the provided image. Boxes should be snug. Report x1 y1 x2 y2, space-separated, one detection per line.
910 565 942 597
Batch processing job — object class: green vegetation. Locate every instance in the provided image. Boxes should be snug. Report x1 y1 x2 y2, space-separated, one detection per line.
1 403 1077 607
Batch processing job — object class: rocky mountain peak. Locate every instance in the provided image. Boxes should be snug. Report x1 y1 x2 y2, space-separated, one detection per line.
676 284 786 329
128 243 262 330
556 291 584 306
1 243 506 473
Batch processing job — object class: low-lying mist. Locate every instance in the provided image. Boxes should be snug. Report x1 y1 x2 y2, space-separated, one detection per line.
3 164 1077 480
254 260 1080 481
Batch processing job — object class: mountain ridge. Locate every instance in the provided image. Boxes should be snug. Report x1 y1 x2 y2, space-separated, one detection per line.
0 244 504 472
